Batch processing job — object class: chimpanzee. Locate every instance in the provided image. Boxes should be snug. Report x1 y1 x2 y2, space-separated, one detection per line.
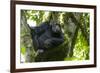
30 21 64 53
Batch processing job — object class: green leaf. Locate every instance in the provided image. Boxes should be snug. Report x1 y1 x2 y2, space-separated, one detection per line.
21 46 26 55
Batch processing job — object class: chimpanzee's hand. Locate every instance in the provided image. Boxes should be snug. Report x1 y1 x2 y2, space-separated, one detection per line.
44 39 52 48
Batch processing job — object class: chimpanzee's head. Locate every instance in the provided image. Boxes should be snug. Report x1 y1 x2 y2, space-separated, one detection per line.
51 23 61 34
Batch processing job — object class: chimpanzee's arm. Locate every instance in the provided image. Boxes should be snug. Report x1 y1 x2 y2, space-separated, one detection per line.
44 34 64 48
50 35 64 46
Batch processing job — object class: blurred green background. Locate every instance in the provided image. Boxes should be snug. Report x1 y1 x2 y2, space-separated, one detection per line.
20 10 90 63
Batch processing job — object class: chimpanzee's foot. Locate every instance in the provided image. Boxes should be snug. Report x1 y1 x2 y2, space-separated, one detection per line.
35 49 44 57
37 49 44 53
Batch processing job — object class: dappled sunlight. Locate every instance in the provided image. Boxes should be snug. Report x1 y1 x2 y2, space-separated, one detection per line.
27 19 36 27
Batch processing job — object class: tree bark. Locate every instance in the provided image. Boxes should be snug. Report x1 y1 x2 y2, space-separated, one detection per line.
20 10 36 62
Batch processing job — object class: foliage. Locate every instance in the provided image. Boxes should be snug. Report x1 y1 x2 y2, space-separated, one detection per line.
20 10 90 62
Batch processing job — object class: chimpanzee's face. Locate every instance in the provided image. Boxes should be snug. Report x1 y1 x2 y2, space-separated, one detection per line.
51 24 61 33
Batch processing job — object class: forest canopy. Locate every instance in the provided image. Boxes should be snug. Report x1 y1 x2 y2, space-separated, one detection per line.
20 10 90 63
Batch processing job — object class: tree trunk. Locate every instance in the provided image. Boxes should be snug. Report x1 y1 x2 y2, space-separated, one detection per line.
20 10 36 62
